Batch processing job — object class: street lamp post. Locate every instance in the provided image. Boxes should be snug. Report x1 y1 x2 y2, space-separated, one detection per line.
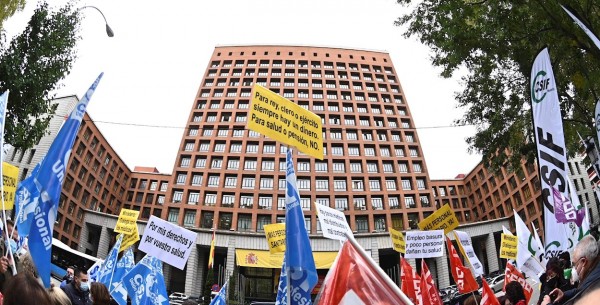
79 6 114 37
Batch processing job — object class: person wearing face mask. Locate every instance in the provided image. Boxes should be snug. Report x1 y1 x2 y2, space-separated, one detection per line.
61 268 92 305
545 235 600 305
61 267 75 289
538 257 568 305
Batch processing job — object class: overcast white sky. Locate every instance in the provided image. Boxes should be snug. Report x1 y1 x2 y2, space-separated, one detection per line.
4 0 482 179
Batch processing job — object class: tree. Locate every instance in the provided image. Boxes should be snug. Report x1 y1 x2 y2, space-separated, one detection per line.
396 0 600 173
203 268 215 305
0 0 26 29
0 1 81 151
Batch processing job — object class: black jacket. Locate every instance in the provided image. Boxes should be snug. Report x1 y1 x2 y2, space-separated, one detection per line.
62 282 92 305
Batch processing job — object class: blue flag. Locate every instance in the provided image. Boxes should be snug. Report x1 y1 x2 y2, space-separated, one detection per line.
98 234 124 289
275 254 287 305
27 73 104 287
285 150 317 305
209 281 228 305
121 255 168 305
110 247 135 305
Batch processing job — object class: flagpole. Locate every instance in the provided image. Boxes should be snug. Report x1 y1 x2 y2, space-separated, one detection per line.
344 232 414 305
0 91 16 274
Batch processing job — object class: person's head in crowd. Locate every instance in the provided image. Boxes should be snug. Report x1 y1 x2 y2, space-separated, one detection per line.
90 282 111 305
64 267 74 280
73 268 90 292
21 253 39 278
497 295 507 305
48 286 72 305
505 281 526 305
546 257 562 280
464 294 482 305
572 235 599 284
560 251 572 269
3 272 52 305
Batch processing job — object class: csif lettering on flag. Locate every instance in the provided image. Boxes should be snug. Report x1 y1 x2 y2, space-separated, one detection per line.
446 237 478 294
285 149 317 305
209 281 228 305
420 259 443 305
122 255 168 305
110 247 135 305
28 73 104 288
531 48 572 258
275 254 288 305
400 256 421 304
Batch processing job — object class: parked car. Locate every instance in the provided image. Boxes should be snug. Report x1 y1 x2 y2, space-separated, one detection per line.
169 292 189 301
489 275 505 293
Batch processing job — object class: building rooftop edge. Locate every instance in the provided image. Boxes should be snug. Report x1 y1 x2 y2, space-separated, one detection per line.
214 44 390 55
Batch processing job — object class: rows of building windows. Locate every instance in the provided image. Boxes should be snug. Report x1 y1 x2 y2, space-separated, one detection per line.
169 208 427 233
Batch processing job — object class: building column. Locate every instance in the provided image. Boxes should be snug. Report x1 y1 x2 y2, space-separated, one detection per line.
163 264 173 291
196 248 206 295
408 258 417 270
226 235 236 279
79 224 91 253
486 233 499 273
435 256 450 289
96 228 110 259
185 246 199 296
371 237 380 265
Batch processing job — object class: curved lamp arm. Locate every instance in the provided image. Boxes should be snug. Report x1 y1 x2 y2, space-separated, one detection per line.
79 5 114 37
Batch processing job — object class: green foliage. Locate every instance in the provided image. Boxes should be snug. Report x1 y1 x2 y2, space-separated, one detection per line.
0 0 26 29
0 1 81 151
396 0 600 173
203 268 215 305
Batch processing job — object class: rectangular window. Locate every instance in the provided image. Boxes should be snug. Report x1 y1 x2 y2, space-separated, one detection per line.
242 177 255 189
334 180 347 191
188 192 199 204
167 209 179 223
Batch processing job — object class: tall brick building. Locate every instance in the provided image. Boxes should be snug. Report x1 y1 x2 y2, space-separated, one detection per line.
6 45 600 301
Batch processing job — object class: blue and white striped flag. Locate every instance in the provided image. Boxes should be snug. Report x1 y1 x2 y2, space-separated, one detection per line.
209 281 228 305
110 247 135 305
275 254 287 305
98 234 123 289
26 73 104 287
285 149 317 305
121 255 168 305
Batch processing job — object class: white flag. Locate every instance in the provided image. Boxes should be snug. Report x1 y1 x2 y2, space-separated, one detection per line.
531 48 572 258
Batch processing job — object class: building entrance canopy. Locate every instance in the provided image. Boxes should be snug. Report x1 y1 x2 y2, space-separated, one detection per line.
235 249 338 269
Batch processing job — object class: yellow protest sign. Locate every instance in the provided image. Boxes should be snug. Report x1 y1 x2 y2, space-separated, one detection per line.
389 227 406 253
1 163 18 210
500 233 518 260
119 224 140 252
264 223 286 254
114 208 140 234
418 203 459 234
248 85 324 159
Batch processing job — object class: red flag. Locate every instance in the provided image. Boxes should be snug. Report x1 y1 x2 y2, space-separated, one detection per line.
420 260 443 305
446 237 479 294
481 278 501 305
503 262 533 303
400 256 421 304
316 239 411 305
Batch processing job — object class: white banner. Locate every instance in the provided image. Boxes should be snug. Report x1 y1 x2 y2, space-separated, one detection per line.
139 216 198 270
404 230 444 259
531 48 572 258
315 202 353 241
514 211 545 280
453 230 484 277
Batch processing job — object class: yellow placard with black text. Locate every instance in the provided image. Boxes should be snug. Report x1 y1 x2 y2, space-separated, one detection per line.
248 85 323 159
1 163 18 210
389 227 406 253
264 223 286 254
418 203 459 234
500 233 518 260
114 208 140 235
119 224 140 252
